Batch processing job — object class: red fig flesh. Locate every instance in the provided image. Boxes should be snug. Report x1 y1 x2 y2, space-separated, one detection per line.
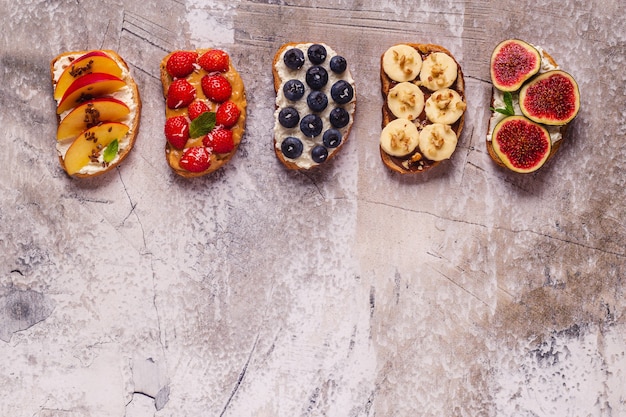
492 115 551 173
490 39 541 92
520 70 580 125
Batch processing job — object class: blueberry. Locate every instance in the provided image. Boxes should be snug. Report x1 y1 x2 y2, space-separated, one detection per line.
329 107 350 128
306 91 328 112
281 137 303 159
322 129 342 148
278 107 300 128
283 48 305 70
330 80 354 105
311 145 329 163
307 44 327 64
283 79 305 101
330 55 347 73
300 114 323 137
305 66 328 90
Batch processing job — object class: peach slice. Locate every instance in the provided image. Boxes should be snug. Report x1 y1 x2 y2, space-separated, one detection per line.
57 98 130 141
57 73 126 114
54 51 123 100
64 122 129 175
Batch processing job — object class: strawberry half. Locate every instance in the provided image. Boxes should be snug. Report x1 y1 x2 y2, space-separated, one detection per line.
203 127 234 153
215 101 241 128
167 79 196 109
201 74 232 103
166 51 198 78
179 146 211 172
198 49 229 73
164 116 189 149
188 100 211 121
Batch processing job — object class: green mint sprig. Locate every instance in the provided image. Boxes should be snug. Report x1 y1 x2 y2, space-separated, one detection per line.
103 139 119 163
490 91 515 116
189 111 216 138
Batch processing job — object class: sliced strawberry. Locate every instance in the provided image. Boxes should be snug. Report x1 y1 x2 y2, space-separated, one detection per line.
198 49 229 72
167 79 196 109
188 100 210 121
164 116 189 149
215 101 241 128
201 74 232 103
179 146 211 172
166 51 198 78
203 127 234 153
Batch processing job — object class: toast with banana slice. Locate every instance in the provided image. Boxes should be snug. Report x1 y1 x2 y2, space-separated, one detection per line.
379 43 466 174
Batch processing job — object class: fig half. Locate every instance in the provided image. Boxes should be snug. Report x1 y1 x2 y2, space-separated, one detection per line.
490 39 541 92
492 115 551 173
520 70 580 125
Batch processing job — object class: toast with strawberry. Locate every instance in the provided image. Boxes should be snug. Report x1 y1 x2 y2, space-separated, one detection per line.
160 49 247 177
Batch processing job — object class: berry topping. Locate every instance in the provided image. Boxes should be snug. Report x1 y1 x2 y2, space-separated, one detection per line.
331 80 354 104
306 91 328 112
166 51 198 78
307 44 327 64
283 48 305 70
300 114 323 137
311 145 328 163
188 100 210 121
329 107 350 128
283 79 305 101
278 107 300 128
179 146 211 172
201 74 232 103
281 137 304 159
330 55 347 73
198 49 230 73
203 127 234 153
323 128 342 148
306 66 329 90
215 101 241 128
164 116 190 149
167 79 196 109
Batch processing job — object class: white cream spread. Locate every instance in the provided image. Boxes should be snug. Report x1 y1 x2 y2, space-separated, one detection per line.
274 43 355 169
53 52 138 175
487 45 561 143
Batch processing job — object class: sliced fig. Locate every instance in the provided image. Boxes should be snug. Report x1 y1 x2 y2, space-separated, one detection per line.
492 115 551 173
519 70 580 125
490 39 541 92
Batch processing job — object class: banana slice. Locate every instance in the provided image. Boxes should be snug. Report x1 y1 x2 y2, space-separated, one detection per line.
380 118 420 157
418 123 458 161
382 45 423 82
387 82 425 121
424 88 466 124
418 52 458 91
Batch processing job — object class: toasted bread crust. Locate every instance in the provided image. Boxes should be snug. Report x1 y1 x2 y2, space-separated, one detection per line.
160 49 247 178
50 50 141 178
380 43 466 174
486 47 567 171
272 42 356 170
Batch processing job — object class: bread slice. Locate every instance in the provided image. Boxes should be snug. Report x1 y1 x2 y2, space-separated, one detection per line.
380 43 466 174
50 50 141 178
159 49 247 178
273 42 356 170
486 46 567 170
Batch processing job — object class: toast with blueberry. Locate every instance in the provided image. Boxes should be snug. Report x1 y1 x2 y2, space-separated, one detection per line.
159 48 247 178
272 42 356 170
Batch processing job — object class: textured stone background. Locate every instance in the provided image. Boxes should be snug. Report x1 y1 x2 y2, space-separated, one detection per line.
1 0 625 416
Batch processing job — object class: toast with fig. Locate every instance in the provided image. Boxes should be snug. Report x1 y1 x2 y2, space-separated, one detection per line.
160 48 246 177
486 39 581 173
50 50 141 177
379 43 466 174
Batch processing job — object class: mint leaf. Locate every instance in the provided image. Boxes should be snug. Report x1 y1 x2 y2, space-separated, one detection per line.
189 112 216 138
103 139 119 163
491 92 515 116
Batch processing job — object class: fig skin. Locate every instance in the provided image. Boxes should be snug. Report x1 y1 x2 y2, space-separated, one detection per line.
490 39 541 92
492 115 552 174
519 70 581 126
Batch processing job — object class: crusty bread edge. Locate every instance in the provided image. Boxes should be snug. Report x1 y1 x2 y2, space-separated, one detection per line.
50 50 141 178
486 48 567 171
272 42 356 171
379 43 466 175
159 49 247 178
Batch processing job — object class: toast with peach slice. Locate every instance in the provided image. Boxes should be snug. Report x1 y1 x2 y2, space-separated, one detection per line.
50 50 141 177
